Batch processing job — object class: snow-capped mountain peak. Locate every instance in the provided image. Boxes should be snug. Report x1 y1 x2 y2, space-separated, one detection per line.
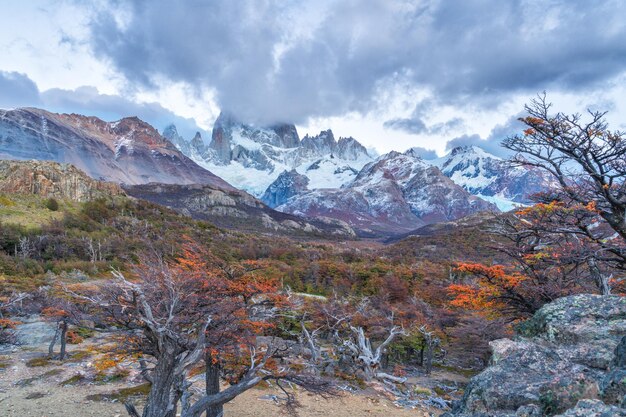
432 145 556 211
168 114 373 197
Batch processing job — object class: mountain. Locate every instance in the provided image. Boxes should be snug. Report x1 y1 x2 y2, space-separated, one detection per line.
0 159 124 202
123 183 355 238
168 112 372 197
431 145 556 211
276 150 497 236
0 108 232 188
0 108 360 237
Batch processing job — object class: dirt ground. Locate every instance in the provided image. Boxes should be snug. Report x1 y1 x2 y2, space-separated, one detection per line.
0 342 447 417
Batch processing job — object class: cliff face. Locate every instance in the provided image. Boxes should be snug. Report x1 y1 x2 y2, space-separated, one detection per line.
0 159 124 202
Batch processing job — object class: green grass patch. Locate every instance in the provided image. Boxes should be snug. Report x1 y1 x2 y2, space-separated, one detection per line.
65 350 92 363
60 373 86 386
95 368 130 384
413 386 432 395
25 356 51 367
435 364 481 378
0 355 12 369
0 193 69 228
86 383 151 402
15 368 63 387
25 392 47 400
0 195 16 206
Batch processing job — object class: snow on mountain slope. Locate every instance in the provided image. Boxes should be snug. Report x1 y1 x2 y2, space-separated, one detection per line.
168 113 372 197
277 149 497 236
430 145 556 210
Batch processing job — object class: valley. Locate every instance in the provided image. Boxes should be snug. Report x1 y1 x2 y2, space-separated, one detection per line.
0 102 624 417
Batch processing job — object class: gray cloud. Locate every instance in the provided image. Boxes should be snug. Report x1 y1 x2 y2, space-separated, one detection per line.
84 0 626 124
384 116 465 135
0 71 42 108
41 86 205 139
383 117 428 134
0 72 204 140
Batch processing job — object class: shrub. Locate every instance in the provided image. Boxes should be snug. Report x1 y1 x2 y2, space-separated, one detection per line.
45 198 59 211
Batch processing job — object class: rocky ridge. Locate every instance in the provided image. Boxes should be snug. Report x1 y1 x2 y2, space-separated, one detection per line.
431 145 556 211
123 183 356 238
169 112 372 197
445 294 626 417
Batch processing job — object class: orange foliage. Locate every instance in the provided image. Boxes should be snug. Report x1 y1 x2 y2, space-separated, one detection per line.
0 318 18 329
448 263 526 317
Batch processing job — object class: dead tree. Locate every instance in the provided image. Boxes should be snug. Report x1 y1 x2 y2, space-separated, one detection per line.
417 325 440 375
343 325 407 382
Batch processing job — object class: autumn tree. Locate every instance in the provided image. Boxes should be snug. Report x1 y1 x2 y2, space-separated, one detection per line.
449 96 626 319
72 244 334 417
0 288 29 344
503 94 625 292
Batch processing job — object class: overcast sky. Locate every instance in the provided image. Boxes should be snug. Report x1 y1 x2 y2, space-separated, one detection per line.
1 0 626 157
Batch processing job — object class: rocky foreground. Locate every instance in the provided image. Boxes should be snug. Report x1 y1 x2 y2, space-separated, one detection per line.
445 294 626 416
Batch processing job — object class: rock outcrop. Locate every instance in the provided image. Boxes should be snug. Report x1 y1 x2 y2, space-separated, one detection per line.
431 145 557 211
0 159 124 202
445 294 626 417
261 169 310 208
172 113 371 197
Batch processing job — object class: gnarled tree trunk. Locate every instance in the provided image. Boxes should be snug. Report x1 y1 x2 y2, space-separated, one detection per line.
59 320 68 360
205 351 223 417
139 343 179 417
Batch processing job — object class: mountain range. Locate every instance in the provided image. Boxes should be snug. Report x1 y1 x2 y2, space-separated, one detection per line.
0 107 555 237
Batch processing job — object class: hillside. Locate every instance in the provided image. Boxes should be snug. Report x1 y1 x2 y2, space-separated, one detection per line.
123 182 356 238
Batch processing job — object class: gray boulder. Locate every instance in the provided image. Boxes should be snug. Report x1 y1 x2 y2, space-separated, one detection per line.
554 399 626 416
445 294 626 417
14 316 56 347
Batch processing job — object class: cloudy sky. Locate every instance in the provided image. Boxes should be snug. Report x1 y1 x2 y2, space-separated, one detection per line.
1 0 626 157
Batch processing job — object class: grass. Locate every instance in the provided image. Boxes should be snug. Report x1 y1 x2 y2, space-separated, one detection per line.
25 392 47 399
66 350 92 362
95 368 130 384
0 355 12 369
60 373 86 386
413 386 432 396
15 368 63 387
0 193 75 228
435 364 481 379
86 383 151 402
25 356 52 368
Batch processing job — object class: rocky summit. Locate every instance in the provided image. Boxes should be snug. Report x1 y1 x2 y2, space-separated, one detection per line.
445 294 626 417
431 145 557 211
169 112 373 197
